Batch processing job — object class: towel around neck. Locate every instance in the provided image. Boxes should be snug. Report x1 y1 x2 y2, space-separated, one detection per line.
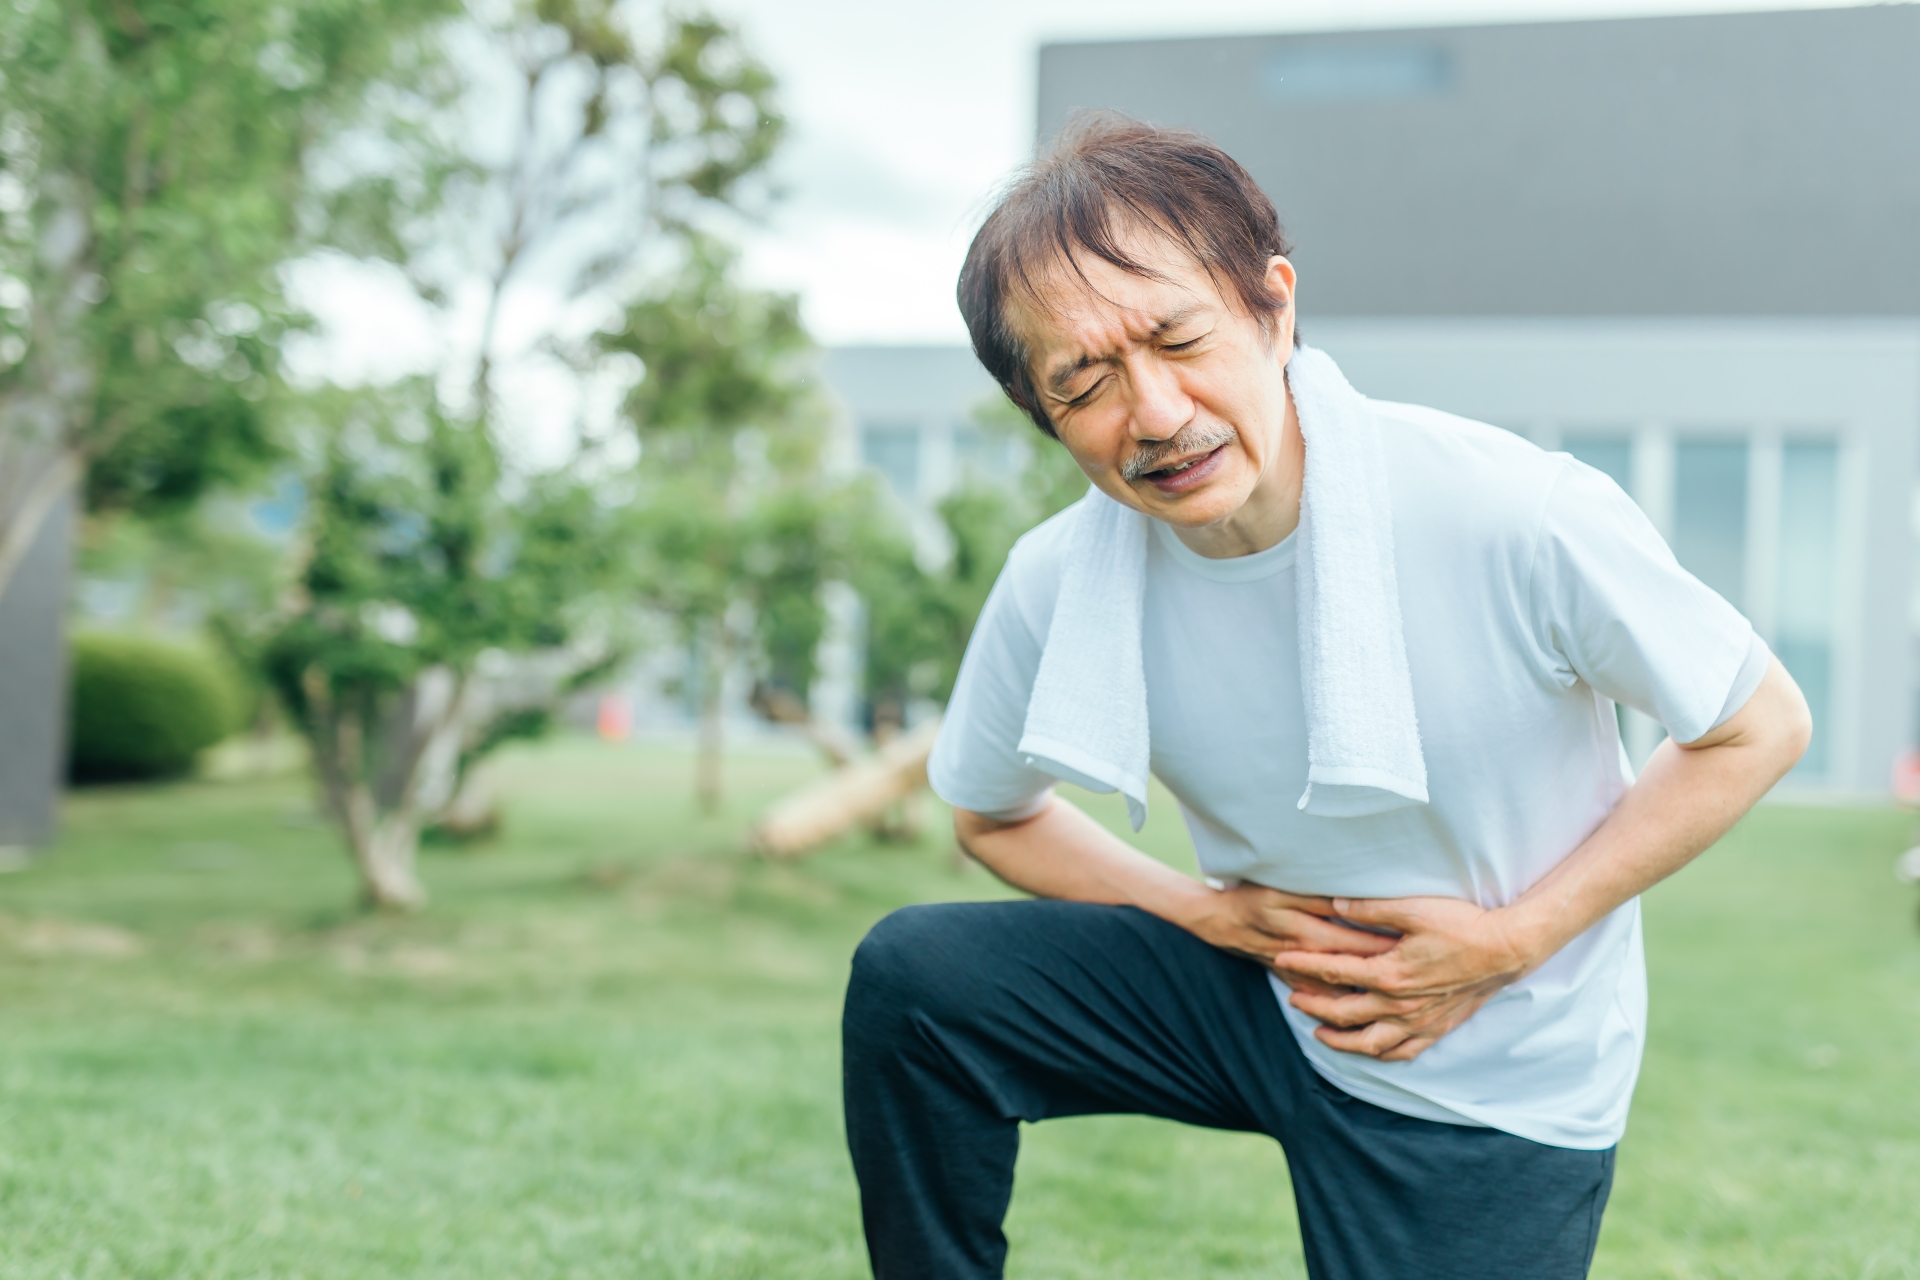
1015 344 1429 831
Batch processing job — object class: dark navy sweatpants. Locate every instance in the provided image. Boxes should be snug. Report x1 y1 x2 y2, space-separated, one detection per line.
842 900 1614 1279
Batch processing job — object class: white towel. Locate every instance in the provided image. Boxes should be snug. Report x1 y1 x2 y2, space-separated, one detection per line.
1017 344 1427 830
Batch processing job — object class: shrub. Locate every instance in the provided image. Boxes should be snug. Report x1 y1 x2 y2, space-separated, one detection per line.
68 633 242 782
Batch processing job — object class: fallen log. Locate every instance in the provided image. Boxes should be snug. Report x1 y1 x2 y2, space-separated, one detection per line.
751 717 942 858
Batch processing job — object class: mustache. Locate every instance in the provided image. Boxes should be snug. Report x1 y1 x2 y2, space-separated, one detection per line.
1120 422 1237 483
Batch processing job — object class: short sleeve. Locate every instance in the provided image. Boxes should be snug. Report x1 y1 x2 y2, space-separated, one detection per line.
1529 458 1757 745
927 568 1058 819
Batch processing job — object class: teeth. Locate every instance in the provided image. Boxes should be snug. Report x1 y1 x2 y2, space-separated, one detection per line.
1171 459 1195 472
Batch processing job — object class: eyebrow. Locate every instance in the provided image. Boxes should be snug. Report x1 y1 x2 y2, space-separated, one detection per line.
1043 305 1205 399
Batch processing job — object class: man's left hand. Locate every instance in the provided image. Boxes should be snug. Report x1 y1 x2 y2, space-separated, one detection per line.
1269 896 1538 1062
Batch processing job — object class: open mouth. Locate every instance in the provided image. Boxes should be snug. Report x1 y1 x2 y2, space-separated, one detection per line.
1141 444 1227 493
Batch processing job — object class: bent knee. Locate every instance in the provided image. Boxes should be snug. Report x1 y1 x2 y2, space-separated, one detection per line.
846 903 982 1031
850 904 955 990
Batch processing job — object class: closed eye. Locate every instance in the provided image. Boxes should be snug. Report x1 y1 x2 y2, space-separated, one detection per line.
1064 376 1107 408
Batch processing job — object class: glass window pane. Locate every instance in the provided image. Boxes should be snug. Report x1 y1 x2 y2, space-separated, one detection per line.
1562 435 1634 495
1776 441 1839 778
861 423 920 499
1672 440 1748 612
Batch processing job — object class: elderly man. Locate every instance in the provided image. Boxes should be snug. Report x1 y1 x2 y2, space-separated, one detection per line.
841 118 1810 1280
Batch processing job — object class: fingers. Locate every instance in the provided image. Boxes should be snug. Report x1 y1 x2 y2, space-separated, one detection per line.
1238 887 1339 918
1304 989 1500 1060
1314 1020 1415 1058
1283 986 1417 1028
1228 889 1415 955
1270 949 1400 993
1268 910 1398 955
1330 895 1433 934
1270 972 1354 999
1377 1036 1437 1062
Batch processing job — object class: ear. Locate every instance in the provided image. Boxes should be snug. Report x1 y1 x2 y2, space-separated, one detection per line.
1265 255 1297 297
1266 255 1297 351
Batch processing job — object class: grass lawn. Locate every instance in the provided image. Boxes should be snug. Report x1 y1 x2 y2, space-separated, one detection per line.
2 735 1918 1278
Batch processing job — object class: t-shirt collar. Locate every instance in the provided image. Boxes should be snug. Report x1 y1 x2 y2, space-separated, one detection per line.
1151 516 1297 582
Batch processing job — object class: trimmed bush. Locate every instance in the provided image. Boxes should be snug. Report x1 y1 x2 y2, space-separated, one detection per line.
68 633 242 782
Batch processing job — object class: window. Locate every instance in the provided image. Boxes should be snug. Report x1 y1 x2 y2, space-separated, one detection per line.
1775 441 1839 777
1672 439 1749 612
1262 45 1452 101
861 423 920 499
953 424 1014 482
1561 434 1634 496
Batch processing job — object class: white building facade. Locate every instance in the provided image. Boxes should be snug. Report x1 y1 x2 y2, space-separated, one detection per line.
1312 319 1919 789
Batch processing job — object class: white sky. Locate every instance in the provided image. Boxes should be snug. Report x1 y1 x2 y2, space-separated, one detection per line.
708 0 1865 345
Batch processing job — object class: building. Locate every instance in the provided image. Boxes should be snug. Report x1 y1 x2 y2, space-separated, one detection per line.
821 345 1006 518
1029 5 1920 793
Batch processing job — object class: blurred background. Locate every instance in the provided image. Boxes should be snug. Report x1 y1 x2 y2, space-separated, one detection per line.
1 1 1918 1276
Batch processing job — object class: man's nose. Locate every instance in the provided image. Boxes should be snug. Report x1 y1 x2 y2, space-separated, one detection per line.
1126 357 1194 441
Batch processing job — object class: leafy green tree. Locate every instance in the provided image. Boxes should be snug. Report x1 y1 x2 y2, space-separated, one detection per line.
0 0 450 599
252 1 794 891
607 240 875 810
261 382 628 909
858 396 1086 718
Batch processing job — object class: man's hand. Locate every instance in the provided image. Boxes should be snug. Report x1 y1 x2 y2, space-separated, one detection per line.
956 802 1402 1000
1177 885 1397 995
1270 896 1535 1062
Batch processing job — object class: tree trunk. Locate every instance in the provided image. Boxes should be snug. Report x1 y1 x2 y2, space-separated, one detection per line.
1 175 101 603
302 666 439 912
333 774 428 911
359 813 428 911
697 680 724 814
433 764 500 840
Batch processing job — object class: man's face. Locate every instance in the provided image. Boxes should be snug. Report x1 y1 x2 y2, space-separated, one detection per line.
1012 227 1298 532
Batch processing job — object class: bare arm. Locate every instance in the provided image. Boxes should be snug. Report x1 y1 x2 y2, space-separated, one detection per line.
1275 656 1813 1060
956 795 1396 977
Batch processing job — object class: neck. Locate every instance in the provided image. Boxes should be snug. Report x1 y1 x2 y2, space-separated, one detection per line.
1170 381 1303 559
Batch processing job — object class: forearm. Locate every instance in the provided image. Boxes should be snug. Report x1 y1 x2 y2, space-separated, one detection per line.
955 795 1211 925
1501 658 1811 965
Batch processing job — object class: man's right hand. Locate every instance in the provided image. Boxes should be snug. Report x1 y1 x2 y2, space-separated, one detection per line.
1175 884 1398 996
955 799 1396 999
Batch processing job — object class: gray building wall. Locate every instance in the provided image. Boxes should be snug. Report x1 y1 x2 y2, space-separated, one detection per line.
1038 6 1920 318
0 493 71 847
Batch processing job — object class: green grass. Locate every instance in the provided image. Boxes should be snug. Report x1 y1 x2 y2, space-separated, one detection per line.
1 736 1917 1278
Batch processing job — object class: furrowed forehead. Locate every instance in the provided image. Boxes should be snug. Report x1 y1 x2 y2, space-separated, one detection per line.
1006 232 1222 360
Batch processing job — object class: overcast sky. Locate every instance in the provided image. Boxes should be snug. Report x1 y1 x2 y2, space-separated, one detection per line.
707 0 1865 346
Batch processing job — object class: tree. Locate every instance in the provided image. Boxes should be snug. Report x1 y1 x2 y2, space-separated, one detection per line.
0 0 451 600
316 0 783 422
858 396 1085 720
261 382 628 909
745 399 1084 856
255 0 794 894
607 240 875 811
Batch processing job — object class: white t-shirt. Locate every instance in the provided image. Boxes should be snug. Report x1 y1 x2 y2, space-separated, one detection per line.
928 399 1768 1150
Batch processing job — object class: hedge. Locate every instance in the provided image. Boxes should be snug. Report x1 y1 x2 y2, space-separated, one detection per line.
68 632 242 782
